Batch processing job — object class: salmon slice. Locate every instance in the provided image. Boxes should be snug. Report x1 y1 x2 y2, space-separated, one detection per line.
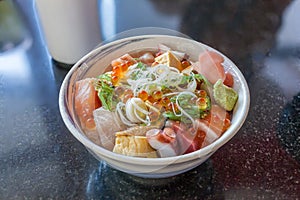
74 78 101 131
193 51 225 84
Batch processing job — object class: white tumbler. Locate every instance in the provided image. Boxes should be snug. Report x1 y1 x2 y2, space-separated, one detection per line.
35 0 101 66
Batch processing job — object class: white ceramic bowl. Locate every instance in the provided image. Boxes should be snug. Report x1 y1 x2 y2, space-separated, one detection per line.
59 35 250 178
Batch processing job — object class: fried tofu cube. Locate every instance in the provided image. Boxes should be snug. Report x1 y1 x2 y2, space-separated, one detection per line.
113 135 157 158
154 51 183 71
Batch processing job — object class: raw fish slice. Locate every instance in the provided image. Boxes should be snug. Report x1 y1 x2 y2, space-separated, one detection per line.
75 78 101 145
111 53 137 69
196 121 218 147
193 51 225 84
200 105 231 135
75 78 101 130
93 107 126 150
139 52 155 65
197 104 231 147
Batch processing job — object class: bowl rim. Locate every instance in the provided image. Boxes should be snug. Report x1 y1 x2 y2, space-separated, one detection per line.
59 34 250 166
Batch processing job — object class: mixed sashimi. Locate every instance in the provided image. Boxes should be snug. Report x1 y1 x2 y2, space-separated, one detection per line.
74 45 238 158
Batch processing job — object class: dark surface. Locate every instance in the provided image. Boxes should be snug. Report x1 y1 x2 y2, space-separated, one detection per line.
1 0 300 199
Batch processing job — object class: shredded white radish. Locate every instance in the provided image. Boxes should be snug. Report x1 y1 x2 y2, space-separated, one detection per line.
126 64 185 96
145 101 160 113
116 102 136 127
133 108 149 124
130 98 149 116
162 92 180 97
175 91 198 129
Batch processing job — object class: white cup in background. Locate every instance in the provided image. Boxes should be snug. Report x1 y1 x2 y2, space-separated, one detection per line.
35 0 101 65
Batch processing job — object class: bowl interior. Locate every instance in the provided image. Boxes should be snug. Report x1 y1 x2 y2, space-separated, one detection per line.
59 35 250 166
